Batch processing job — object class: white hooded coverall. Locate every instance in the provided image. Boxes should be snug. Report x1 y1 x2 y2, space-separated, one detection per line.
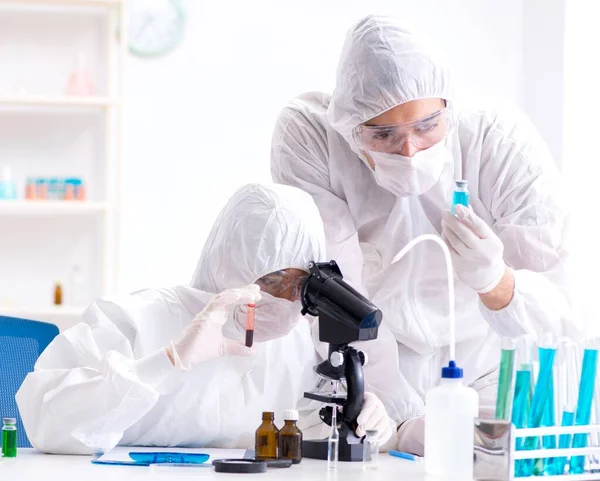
17 184 332 454
271 15 578 435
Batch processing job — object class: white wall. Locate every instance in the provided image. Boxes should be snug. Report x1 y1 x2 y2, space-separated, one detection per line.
119 0 524 292
521 0 566 167
560 1 600 332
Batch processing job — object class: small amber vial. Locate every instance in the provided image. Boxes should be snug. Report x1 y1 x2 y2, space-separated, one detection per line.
255 411 278 460
278 409 302 464
54 282 63 305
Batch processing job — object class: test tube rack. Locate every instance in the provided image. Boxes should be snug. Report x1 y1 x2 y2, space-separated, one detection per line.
474 419 600 480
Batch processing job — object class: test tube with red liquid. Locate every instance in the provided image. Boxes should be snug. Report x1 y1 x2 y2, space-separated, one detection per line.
245 303 255 347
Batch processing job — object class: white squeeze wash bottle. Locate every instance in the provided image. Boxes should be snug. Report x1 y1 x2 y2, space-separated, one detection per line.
424 360 479 480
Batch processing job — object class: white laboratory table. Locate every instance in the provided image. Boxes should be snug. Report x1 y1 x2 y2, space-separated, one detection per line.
1 449 427 480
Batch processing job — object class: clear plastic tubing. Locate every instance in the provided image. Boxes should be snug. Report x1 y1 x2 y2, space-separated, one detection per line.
391 234 455 360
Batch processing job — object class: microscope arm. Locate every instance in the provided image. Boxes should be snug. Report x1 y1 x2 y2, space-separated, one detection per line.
343 347 364 428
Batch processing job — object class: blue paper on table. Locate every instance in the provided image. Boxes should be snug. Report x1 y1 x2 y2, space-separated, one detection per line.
93 447 246 467
129 452 209 464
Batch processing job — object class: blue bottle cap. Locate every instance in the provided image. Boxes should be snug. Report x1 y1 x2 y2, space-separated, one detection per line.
441 360 463 379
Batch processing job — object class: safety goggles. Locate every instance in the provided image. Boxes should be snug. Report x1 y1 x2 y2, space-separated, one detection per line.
353 108 452 154
255 270 308 301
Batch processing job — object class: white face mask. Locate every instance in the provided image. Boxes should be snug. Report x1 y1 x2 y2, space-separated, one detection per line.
368 141 451 197
226 292 304 343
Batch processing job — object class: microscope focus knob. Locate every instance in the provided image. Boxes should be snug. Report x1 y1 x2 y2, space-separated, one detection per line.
330 351 344 368
358 351 368 366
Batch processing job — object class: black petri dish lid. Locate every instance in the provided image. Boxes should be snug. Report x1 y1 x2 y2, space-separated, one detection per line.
212 458 267 474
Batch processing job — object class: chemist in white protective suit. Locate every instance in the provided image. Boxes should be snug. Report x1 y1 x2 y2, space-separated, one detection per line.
271 15 580 455
17 183 396 455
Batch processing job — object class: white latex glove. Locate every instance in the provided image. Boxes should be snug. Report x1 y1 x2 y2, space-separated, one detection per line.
396 415 424 456
167 284 261 370
441 205 506 294
355 392 393 446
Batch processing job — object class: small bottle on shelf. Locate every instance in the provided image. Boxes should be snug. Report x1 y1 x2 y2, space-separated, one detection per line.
54 282 63 306
66 52 95 97
0 166 17 200
48 178 59 200
75 179 86 201
65 179 75 200
25 177 36 200
36 178 47 200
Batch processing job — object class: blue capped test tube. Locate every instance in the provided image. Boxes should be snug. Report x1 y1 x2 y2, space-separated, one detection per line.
452 180 469 214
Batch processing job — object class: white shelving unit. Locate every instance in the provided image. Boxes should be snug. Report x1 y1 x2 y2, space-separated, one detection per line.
0 0 125 330
0 200 111 216
0 95 116 108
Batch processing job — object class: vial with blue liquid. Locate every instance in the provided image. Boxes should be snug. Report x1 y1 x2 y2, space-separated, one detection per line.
452 180 469 214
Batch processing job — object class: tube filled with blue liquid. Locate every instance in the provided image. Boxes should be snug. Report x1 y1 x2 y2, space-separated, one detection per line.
569 342 599 474
495 337 516 420
512 335 534 477
519 335 557 477
452 180 469 214
549 339 579 476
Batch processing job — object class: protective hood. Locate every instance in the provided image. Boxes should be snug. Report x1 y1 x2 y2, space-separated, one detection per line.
327 15 453 145
191 183 326 293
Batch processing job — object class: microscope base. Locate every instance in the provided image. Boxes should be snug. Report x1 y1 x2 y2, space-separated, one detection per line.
303 438 363 462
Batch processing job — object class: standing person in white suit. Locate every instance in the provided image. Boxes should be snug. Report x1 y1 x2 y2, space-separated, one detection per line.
271 15 579 455
17 184 394 455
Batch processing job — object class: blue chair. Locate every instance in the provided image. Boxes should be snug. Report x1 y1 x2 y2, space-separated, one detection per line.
0 316 59 448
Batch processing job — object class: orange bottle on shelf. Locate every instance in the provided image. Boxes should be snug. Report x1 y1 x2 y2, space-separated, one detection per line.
75 179 86 201
65 183 75 200
54 282 63 306
36 179 47 200
25 178 36 200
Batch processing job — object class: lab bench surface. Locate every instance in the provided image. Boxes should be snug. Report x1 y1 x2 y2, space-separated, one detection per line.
1 449 427 480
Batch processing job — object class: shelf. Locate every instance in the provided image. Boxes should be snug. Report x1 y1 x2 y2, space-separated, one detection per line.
0 95 116 110
0 0 120 7
0 305 84 331
0 201 110 216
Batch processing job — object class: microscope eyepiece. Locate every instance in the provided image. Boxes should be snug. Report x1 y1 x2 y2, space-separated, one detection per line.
300 261 381 344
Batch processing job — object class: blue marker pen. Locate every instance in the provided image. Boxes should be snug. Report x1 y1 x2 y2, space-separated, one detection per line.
389 450 419 462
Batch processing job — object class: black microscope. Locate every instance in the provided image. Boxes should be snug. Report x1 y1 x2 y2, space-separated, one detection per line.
299 260 382 462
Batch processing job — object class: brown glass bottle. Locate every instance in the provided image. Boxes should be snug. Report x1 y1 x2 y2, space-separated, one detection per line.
278 409 302 464
54 282 63 305
255 411 278 460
